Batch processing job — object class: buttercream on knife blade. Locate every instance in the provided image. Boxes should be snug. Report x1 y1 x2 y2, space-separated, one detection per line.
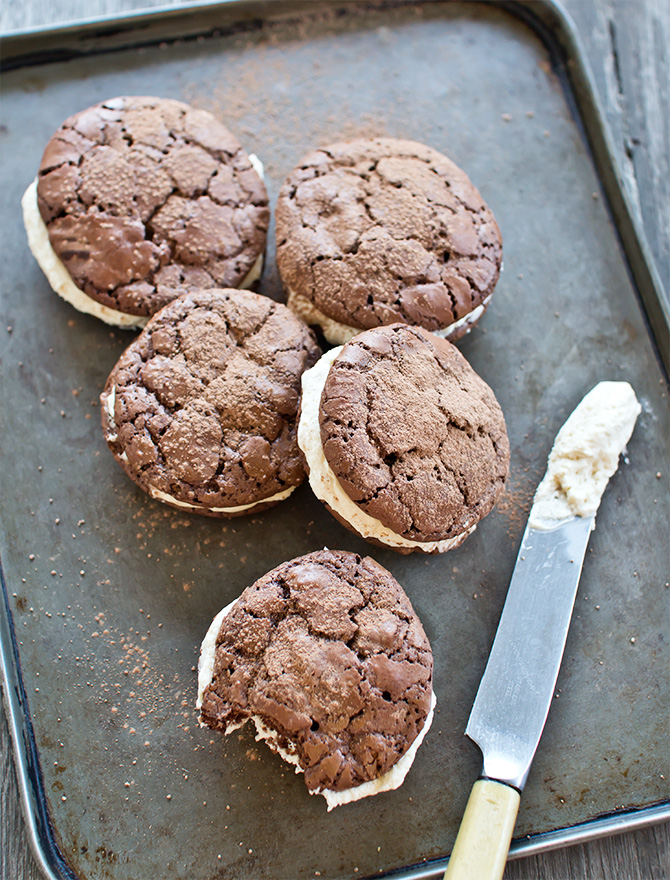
529 381 640 530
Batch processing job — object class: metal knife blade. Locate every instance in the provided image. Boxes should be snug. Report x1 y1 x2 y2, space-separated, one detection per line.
443 381 641 880
465 514 594 791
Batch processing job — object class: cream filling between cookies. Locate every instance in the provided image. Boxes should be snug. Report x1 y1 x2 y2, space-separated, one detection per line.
196 599 436 810
22 154 266 328
103 386 295 514
286 287 492 345
297 348 476 552
239 250 264 289
196 600 238 710
146 484 295 513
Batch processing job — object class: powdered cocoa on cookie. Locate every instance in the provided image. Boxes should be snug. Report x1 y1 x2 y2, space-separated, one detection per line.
198 549 434 806
26 96 269 323
101 288 320 516
276 137 502 343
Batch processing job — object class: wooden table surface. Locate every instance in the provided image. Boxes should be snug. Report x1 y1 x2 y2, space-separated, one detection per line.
1 1 668 879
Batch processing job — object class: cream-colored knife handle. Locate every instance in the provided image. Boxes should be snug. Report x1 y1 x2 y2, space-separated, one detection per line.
443 779 520 880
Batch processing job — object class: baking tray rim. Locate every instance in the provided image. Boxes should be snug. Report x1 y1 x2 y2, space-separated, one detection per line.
1 1 669 878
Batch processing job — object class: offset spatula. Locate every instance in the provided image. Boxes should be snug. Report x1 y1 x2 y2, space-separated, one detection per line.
444 381 641 880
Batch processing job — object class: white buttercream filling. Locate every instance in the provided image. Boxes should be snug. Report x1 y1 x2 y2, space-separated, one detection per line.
248 153 264 179
103 386 118 442
196 600 239 709
22 155 266 326
102 384 294 514
238 251 264 290
529 381 641 530
286 287 491 345
286 290 362 345
197 597 435 809
297 347 475 552
146 483 295 513
238 154 266 290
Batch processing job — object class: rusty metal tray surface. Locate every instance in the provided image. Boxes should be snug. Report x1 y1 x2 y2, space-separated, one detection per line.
1 2 669 879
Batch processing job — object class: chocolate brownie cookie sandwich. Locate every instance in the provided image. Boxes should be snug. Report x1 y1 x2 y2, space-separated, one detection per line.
100 288 320 516
275 137 502 344
23 96 269 328
197 550 435 809
298 324 509 553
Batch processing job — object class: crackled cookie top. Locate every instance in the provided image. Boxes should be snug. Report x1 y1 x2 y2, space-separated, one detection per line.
36 96 269 317
199 549 433 793
319 325 510 542
100 289 320 514
275 137 502 335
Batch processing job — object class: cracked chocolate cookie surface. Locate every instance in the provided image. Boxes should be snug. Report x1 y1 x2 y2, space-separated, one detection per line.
276 137 502 338
100 288 320 515
36 96 269 317
319 324 510 543
199 549 433 794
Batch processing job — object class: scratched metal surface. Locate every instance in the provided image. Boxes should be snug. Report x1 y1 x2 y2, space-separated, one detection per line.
0 2 668 879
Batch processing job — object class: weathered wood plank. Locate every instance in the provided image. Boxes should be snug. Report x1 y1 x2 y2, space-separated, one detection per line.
562 0 670 298
1 707 43 880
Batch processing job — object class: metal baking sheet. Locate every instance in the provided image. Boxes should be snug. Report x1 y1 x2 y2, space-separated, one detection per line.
1 2 669 879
